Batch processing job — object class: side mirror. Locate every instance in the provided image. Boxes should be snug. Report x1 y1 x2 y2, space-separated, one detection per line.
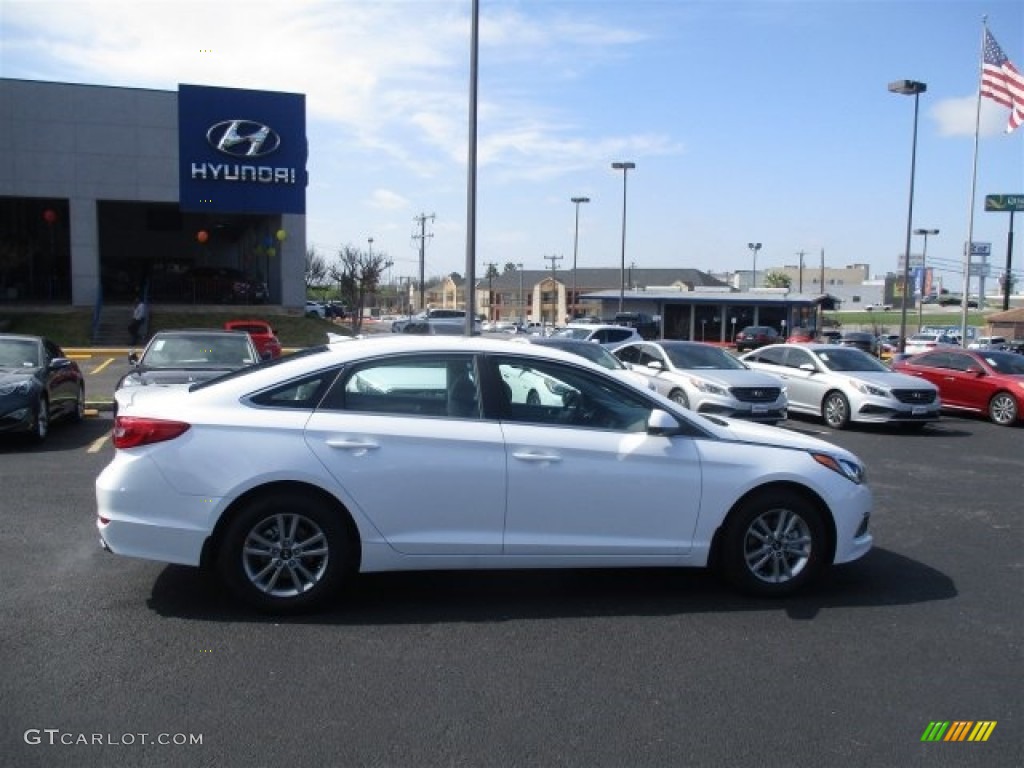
966 365 984 376
799 363 816 372
646 360 664 372
128 352 139 365
647 408 682 436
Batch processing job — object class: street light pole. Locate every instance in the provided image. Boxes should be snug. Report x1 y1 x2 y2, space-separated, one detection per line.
888 79 927 353
611 161 635 313
517 262 524 326
570 196 590 322
747 242 762 288
913 227 939 331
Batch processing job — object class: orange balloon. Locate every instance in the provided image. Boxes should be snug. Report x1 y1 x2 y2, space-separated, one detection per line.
197 230 209 243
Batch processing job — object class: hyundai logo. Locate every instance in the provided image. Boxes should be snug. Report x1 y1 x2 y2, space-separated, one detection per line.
206 120 281 158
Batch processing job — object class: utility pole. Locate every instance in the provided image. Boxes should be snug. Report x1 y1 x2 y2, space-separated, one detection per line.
796 250 806 293
412 213 435 311
544 253 563 324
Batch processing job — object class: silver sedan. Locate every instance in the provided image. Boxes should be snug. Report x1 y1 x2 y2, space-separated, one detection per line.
614 341 787 424
739 343 941 430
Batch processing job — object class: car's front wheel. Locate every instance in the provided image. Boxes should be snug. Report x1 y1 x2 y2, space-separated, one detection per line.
989 392 1018 426
219 492 351 613
669 389 689 409
30 395 49 443
822 391 851 429
70 385 85 423
720 490 827 597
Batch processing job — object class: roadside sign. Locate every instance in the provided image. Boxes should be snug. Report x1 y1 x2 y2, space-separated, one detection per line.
966 242 991 257
985 194 1024 212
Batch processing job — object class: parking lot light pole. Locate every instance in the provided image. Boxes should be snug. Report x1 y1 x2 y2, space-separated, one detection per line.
888 79 927 354
913 228 939 331
570 196 590 322
747 242 762 288
611 162 635 313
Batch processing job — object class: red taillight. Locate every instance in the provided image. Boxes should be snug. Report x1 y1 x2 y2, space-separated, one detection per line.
112 416 191 449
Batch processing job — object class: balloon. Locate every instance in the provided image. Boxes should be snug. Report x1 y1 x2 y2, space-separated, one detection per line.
197 230 209 243
43 209 58 224
266 247 276 258
263 236 274 248
276 229 287 242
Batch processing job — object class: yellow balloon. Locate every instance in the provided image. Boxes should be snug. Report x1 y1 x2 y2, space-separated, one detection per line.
276 229 287 242
266 247 276 258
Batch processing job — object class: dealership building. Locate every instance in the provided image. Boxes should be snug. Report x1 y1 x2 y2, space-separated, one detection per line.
0 78 307 310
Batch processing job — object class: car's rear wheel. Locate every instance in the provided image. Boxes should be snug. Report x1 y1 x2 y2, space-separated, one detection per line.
822 391 851 429
721 490 826 597
988 392 1018 426
219 492 350 613
669 389 689 409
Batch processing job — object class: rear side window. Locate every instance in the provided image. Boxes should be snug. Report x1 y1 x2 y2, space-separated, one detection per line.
249 369 341 409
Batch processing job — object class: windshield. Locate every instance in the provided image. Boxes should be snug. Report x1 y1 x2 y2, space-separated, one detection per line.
663 344 746 370
564 343 625 370
0 339 41 368
983 352 1024 375
815 347 889 372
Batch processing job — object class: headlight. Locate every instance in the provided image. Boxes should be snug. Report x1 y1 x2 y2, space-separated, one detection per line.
0 380 33 396
118 376 142 390
690 377 728 396
812 452 866 484
851 379 889 398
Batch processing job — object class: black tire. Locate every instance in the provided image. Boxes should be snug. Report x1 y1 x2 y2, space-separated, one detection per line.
70 385 85 423
988 392 1018 427
720 489 827 597
30 395 49 443
219 492 350 613
821 391 851 430
669 389 690 409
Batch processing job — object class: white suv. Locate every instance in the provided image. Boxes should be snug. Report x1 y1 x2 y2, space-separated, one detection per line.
551 324 643 348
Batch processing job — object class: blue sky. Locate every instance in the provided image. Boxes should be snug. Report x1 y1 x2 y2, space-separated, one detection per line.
2 0 1022 290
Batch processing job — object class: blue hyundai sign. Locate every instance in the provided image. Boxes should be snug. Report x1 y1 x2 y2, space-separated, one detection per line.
178 84 307 214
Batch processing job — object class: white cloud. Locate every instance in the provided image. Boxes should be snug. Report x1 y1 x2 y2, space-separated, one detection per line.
931 95 1018 137
368 189 409 210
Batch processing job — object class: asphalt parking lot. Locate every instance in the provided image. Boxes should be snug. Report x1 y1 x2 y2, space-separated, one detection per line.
1 357 1020 768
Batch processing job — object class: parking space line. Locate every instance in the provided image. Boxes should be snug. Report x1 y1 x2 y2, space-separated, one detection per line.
87 433 110 453
91 357 115 374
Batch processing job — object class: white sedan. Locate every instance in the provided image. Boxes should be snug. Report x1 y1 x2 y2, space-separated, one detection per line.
97 335 873 613
614 340 788 425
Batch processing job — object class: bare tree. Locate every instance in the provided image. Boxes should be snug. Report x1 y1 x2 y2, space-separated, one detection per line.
305 246 329 296
503 262 519 274
329 244 393 334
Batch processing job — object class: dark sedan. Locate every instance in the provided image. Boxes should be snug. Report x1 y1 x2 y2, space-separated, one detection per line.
0 333 85 442
892 348 1024 426
839 331 879 357
734 326 781 353
113 329 261 416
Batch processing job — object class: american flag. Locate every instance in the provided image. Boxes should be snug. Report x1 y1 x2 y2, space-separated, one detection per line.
981 29 1024 133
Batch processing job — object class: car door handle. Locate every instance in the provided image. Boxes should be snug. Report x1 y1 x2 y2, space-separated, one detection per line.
326 438 381 451
512 450 562 463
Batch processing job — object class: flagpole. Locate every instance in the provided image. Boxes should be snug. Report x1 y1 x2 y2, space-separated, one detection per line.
960 17 988 346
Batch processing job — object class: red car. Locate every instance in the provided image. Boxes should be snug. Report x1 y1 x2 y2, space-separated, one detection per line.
892 348 1024 426
223 320 282 359
734 325 781 353
785 327 816 343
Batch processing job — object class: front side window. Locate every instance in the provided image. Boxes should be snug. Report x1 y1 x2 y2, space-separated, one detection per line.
494 357 654 432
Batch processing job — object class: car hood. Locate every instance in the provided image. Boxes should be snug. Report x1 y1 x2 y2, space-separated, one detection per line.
676 368 783 389
0 367 41 384
712 416 858 458
829 370 936 390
